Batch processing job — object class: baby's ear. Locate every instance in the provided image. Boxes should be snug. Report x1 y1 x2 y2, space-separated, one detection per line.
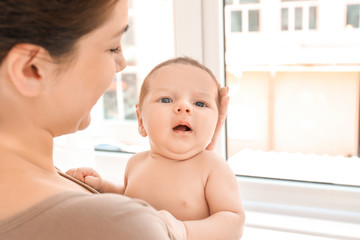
6 44 50 97
136 104 147 137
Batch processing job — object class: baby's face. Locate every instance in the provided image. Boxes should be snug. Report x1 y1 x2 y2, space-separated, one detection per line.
138 63 219 160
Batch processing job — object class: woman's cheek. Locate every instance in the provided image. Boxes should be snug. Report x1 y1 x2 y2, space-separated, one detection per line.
97 67 116 97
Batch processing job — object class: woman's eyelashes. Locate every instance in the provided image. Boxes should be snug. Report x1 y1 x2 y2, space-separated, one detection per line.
109 46 121 54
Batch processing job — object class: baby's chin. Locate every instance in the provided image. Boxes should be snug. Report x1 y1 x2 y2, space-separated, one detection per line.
160 147 206 161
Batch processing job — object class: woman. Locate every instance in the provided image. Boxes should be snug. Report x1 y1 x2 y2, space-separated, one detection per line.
0 0 240 239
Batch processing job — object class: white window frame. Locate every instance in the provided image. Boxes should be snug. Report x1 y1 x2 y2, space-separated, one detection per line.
173 0 360 238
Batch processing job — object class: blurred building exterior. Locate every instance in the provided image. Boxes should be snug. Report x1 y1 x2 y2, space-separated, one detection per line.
224 0 360 157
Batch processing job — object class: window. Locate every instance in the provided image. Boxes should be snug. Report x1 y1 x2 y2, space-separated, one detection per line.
294 7 303 30
222 1 359 237
280 1 318 31
309 6 317 29
225 0 261 33
248 9 260 31
346 4 360 29
224 0 360 187
281 8 289 30
231 10 243 32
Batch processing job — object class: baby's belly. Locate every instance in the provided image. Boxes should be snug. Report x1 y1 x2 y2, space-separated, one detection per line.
125 186 210 221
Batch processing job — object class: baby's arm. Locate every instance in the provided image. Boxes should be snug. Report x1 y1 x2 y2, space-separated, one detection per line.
66 167 124 194
66 152 147 194
184 152 245 240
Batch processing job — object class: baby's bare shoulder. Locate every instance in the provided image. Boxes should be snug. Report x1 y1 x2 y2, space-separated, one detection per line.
128 151 150 163
125 151 151 171
197 150 228 169
200 150 225 162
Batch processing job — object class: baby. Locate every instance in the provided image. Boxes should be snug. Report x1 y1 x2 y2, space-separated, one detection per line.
67 57 244 239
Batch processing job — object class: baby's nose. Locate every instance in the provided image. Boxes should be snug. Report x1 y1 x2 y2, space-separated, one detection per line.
175 102 191 114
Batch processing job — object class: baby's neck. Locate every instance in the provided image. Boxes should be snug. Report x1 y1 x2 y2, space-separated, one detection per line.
149 149 206 162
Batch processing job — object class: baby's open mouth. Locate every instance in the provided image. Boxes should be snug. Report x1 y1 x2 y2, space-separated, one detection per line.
173 125 192 132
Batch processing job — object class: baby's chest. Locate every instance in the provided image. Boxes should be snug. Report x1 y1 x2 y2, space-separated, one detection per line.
125 167 210 220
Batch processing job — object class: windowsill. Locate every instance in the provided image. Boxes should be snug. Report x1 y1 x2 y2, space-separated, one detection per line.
243 226 333 240
237 176 360 239
228 149 360 186
243 211 360 240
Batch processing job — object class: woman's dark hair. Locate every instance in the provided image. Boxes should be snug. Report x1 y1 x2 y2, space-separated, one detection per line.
0 0 119 63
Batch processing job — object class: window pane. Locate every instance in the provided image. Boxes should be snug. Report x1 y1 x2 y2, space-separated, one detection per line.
120 73 137 120
225 0 233 5
281 8 289 31
249 10 260 32
102 73 137 121
295 7 303 30
224 1 360 186
231 10 243 32
346 4 360 29
309 6 317 30
103 79 119 120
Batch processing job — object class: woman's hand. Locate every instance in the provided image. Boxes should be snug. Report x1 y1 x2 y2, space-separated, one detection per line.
66 167 105 192
206 86 229 151
158 210 187 240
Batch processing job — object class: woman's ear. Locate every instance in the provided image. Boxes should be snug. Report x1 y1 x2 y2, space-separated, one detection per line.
136 104 147 137
6 43 50 97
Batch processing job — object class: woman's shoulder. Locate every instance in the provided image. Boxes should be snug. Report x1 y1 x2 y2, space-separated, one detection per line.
0 192 175 240
55 192 175 239
59 191 149 213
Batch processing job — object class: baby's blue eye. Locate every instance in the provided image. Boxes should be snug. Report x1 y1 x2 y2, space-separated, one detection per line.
159 97 172 103
195 101 206 108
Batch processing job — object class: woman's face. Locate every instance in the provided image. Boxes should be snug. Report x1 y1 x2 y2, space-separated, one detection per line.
46 0 128 136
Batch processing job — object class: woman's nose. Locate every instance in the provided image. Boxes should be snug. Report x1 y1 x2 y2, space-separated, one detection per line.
174 102 191 114
116 52 127 73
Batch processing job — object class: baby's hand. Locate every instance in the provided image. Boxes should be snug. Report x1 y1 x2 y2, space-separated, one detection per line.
158 210 187 240
66 167 104 192
206 86 229 151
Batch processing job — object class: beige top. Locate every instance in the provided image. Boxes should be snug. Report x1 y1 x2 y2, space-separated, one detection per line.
0 171 176 240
